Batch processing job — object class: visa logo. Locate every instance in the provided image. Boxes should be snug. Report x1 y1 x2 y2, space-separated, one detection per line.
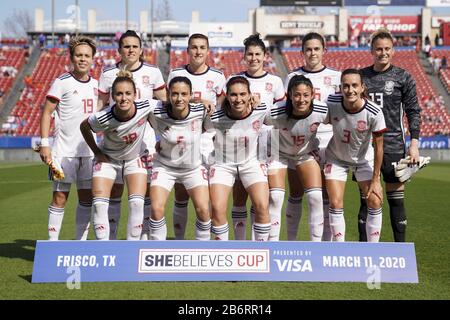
274 259 313 272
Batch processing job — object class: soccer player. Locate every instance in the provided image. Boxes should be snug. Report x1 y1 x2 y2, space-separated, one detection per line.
167 33 226 240
228 33 285 240
39 36 98 240
80 70 159 240
285 32 341 241
148 76 212 241
324 69 386 242
360 29 422 242
266 75 327 241
205 76 271 241
97 30 166 240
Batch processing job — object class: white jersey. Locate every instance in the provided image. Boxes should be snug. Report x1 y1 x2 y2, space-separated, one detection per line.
98 62 165 153
325 94 387 166
88 99 159 161
285 66 341 136
266 100 328 161
98 62 165 102
229 72 285 105
167 65 226 104
149 103 207 169
47 73 98 157
204 104 268 165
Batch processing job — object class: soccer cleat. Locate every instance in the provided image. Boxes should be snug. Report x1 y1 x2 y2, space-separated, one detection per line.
394 156 430 183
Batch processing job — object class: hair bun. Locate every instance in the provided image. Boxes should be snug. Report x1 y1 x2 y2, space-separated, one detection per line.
116 69 133 79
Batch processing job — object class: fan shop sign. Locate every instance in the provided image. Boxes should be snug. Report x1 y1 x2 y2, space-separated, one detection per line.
349 16 420 34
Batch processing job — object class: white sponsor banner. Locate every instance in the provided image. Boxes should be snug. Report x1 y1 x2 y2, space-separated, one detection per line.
263 14 336 36
427 0 450 7
431 16 450 28
138 249 270 273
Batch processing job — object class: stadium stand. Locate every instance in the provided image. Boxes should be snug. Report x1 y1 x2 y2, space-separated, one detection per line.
4 47 157 136
0 47 26 103
283 48 450 136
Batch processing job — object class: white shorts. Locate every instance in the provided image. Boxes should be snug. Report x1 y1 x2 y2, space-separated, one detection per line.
317 126 332 167
200 131 215 166
268 152 318 171
256 124 273 163
150 160 209 192
113 151 154 184
52 156 92 192
209 160 268 189
323 159 374 182
92 157 147 180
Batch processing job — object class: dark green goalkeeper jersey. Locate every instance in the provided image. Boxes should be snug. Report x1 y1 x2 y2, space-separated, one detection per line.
361 65 421 154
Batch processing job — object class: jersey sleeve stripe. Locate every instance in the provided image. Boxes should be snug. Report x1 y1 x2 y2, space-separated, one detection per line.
365 105 380 115
58 73 71 80
273 95 286 103
98 113 114 124
373 128 388 134
46 95 60 102
154 84 166 91
98 88 109 94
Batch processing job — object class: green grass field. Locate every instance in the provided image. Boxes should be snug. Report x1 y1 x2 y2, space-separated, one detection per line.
0 161 449 300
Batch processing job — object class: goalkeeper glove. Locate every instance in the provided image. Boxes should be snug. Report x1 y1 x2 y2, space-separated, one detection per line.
394 156 430 183
33 144 65 180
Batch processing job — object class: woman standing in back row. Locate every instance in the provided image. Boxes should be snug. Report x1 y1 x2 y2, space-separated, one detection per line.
97 30 167 240
228 33 285 240
285 32 341 241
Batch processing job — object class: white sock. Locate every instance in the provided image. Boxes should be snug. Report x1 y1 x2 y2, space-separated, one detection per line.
329 207 345 242
231 206 247 240
150 217 167 240
367 207 382 242
48 205 64 241
250 206 255 240
108 197 121 240
253 223 271 241
211 223 229 240
76 201 91 240
269 188 285 241
92 197 110 240
173 200 188 240
305 188 324 242
286 196 302 241
127 195 144 240
141 197 151 240
322 198 332 241
195 219 211 240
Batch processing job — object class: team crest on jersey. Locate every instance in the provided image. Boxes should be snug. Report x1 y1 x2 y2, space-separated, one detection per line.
137 118 146 126
252 120 261 131
206 80 214 89
265 82 273 92
310 122 319 133
357 120 367 132
73 90 78 95
384 81 395 95
93 87 98 96
324 76 332 86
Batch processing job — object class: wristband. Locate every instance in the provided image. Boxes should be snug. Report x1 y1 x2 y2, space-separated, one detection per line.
40 137 50 147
